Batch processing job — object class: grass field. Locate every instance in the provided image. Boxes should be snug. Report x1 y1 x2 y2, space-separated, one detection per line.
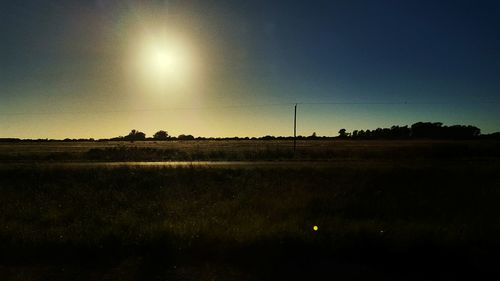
1 139 499 161
1 140 500 280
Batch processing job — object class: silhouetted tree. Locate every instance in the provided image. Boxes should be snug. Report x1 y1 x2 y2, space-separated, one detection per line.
261 135 275 140
410 122 480 139
124 129 146 141
411 122 443 138
338 128 348 139
178 134 195 140
357 130 366 138
308 132 318 139
346 122 480 140
390 125 411 139
153 130 169 140
352 130 359 138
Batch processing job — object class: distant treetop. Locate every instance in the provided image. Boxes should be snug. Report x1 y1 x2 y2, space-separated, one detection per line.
344 122 481 140
124 130 146 141
153 130 169 140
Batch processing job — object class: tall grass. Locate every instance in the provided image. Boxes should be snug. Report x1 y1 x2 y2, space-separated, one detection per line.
1 162 499 260
1 140 499 161
2 140 500 279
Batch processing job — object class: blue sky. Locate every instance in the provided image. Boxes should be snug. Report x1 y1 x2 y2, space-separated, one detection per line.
1 0 500 138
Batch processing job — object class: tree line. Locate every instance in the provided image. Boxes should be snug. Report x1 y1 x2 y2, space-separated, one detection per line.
338 122 483 140
1 122 499 142
113 123 492 141
107 130 195 141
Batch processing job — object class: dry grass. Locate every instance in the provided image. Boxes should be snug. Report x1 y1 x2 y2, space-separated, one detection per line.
1 140 500 280
1 140 499 161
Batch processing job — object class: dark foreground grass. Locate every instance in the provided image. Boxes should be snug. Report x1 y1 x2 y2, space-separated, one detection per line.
1 160 500 280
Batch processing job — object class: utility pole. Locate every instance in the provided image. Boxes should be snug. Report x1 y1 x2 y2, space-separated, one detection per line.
293 103 297 153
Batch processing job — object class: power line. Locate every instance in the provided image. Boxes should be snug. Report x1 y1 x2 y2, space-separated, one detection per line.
0 103 291 116
0 101 498 116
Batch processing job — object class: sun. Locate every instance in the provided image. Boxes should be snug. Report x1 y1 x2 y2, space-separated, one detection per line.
131 34 194 91
148 45 183 77
125 26 201 98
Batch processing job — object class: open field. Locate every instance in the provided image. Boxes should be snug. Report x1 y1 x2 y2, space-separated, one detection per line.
1 140 500 161
1 140 500 280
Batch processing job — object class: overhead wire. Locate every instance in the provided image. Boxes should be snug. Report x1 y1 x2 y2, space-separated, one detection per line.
0 101 498 116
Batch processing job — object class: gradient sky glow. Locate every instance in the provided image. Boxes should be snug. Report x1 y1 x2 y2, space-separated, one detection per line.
1 0 500 138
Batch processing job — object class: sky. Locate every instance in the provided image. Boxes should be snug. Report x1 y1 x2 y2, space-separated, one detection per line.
1 0 500 138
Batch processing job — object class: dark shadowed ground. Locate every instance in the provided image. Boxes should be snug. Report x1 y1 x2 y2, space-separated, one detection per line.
1 140 500 280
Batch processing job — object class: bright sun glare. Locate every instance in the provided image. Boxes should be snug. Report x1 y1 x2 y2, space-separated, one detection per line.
132 34 194 92
149 45 181 76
